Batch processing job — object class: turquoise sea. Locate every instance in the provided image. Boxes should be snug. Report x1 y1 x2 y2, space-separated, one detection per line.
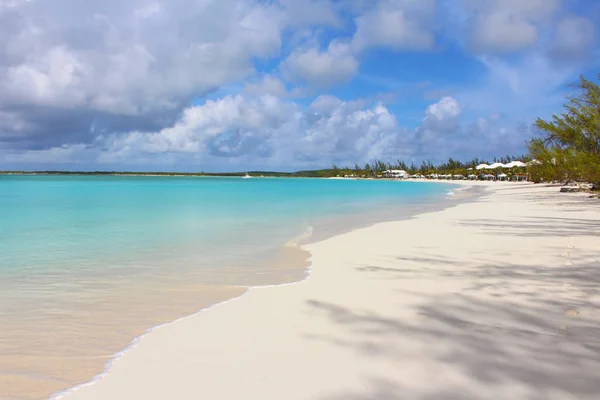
0 175 452 277
0 175 453 399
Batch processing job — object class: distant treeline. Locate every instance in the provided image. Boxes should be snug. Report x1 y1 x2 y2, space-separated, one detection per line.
324 155 531 178
0 155 531 179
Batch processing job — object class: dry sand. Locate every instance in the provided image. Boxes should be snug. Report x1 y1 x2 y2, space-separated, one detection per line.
56 183 600 400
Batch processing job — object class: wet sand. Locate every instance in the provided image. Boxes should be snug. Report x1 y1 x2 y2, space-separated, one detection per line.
0 246 309 400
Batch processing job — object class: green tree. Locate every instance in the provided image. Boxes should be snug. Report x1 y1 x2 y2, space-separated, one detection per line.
528 74 600 187
332 164 340 176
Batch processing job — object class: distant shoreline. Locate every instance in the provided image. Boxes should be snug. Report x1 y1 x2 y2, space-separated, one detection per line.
0 171 287 177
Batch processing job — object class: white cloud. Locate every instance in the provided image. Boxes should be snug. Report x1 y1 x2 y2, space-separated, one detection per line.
550 16 596 61
472 12 537 53
0 0 285 117
244 75 288 97
1 0 592 169
133 3 161 19
414 96 462 153
352 0 436 52
279 0 340 27
308 95 344 115
299 96 404 162
282 40 358 87
5 46 93 109
412 96 529 161
425 96 461 122
5 94 414 167
468 0 562 53
1 89 537 168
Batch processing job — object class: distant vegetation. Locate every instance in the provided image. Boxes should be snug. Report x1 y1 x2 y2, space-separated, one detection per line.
0 155 530 180
302 156 531 179
528 74 600 189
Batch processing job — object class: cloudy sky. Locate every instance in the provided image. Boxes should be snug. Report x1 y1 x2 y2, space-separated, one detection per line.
0 0 598 171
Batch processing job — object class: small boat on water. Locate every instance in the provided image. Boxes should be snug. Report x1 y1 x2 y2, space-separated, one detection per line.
242 173 252 179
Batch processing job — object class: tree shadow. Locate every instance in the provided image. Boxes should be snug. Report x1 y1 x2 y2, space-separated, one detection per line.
305 250 600 399
459 217 600 238
304 187 600 399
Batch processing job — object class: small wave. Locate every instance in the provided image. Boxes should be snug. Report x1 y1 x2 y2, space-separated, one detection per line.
49 289 250 400
285 225 314 247
446 190 456 196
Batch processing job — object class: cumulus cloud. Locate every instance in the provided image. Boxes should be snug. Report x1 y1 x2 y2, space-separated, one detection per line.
3 91 534 169
279 0 340 27
414 97 461 154
412 96 527 161
0 0 287 150
467 0 562 53
422 96 462 132
549 16 596 62
4 94 416 168
244 75 289 97
0 0 284 114
352 0 436 52
1 0 592 170
282 40 358 87
298 96 405 163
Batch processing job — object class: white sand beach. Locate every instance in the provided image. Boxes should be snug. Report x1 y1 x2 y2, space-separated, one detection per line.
57 183 600 400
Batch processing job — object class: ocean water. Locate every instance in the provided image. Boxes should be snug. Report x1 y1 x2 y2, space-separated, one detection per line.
0 175 453 400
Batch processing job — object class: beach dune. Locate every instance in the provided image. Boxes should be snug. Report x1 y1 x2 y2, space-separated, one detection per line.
57 184 600 400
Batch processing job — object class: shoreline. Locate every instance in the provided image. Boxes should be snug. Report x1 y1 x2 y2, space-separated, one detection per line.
1 179 458 400
56 182 600 400
46 183 466 400
49 183 481 400
46 183 469 397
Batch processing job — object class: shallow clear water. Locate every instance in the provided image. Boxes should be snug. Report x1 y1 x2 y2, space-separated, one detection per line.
0 175 451 276
0 175 452 400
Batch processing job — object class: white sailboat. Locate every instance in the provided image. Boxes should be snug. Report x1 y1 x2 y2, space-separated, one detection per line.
242 173 252 179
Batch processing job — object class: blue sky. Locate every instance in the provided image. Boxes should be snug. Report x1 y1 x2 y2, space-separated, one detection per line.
0 0 598 171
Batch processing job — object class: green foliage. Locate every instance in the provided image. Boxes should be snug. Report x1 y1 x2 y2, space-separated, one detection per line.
2 155 531 180
528 74 600 184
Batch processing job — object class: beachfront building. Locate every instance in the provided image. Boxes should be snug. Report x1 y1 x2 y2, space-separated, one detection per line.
469 161 530 182
512 174 528 182
383 169 409 179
